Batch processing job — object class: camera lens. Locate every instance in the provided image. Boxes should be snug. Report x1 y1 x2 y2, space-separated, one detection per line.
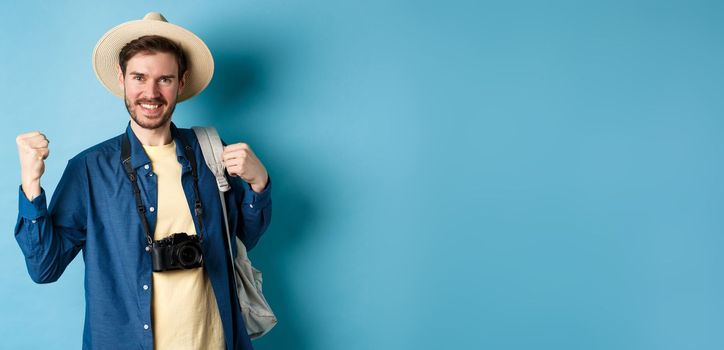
177 243 202 268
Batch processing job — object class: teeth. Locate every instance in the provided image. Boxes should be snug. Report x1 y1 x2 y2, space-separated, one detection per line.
141 104 160 109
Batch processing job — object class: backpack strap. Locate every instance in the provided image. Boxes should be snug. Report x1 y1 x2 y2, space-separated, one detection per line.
192 126 230 192
192 126 239 265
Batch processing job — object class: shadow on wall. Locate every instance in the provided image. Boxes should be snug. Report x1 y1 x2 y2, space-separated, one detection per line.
198 35 318 350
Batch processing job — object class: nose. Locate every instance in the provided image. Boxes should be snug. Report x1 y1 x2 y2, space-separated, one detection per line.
143 81 161 99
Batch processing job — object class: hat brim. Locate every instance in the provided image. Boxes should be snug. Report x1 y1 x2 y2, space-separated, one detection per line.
92 19 214 102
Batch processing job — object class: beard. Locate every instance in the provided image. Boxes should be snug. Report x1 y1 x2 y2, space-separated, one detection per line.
124 93 177 130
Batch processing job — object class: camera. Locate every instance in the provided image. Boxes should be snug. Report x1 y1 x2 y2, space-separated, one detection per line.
151 233 204 272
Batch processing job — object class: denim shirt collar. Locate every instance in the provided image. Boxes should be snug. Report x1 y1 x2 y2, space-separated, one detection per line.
124 121 192 173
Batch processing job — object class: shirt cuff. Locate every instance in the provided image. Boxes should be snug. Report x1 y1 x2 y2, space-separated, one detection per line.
18 185 48 220
242 176 272 208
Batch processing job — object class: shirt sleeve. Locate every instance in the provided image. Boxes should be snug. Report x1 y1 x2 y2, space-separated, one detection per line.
14 157 88 283
228 173 272 252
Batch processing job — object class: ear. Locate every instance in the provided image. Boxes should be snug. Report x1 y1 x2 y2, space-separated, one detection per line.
116 65 124 89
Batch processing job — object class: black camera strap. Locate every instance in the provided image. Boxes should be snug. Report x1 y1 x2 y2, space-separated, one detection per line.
121 131 206 246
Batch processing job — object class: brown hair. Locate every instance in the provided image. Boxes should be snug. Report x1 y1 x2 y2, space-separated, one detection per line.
118 35 188 78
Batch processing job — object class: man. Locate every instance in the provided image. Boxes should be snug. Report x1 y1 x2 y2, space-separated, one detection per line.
14 12 271 350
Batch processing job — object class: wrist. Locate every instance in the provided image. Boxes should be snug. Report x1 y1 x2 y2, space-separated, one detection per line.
22 177 40 188
21 180 41 201
249 175 268 193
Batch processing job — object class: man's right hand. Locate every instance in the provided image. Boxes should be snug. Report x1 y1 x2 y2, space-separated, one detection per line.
16 131 50 201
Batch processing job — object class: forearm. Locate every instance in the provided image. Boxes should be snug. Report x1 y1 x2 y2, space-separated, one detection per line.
237 177 272 251
15 186 82 283
239 199 272 251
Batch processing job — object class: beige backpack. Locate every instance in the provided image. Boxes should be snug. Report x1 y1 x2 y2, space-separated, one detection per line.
192 126 277 339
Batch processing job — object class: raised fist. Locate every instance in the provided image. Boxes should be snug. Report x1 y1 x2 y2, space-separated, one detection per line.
16 131 50 200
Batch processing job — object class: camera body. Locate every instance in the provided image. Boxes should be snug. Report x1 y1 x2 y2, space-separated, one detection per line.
151 233 204 272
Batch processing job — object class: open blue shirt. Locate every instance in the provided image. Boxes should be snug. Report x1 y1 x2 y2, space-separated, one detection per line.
14 122 272 350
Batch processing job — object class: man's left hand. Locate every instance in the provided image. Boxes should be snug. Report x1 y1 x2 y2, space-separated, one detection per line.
221 143 268 193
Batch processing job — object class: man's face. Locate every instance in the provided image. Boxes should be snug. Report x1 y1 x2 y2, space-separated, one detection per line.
117 52 186 130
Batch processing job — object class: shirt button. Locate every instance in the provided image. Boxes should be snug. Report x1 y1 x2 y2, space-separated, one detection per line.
249 204 254 209
149 173 153 177
149 206 155 213
144 164 149 170
31 219 37 224
143 324 149 330
145 246 151 252
143 284 149 290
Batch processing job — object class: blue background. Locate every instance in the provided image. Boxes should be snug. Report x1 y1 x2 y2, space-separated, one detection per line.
2 1 724 349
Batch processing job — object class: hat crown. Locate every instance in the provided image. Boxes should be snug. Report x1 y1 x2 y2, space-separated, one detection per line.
143 12 167 22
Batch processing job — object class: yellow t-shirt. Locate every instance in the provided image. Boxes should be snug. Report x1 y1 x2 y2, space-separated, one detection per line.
144 141 224 350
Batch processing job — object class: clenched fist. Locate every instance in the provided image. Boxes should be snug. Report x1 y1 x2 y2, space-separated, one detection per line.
221 143 268 193
16 131 50 200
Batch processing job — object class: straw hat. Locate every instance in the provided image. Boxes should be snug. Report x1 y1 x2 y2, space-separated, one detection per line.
92 12 214 102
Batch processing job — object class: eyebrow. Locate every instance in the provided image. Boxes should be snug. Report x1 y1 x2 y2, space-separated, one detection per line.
128 72 177 79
